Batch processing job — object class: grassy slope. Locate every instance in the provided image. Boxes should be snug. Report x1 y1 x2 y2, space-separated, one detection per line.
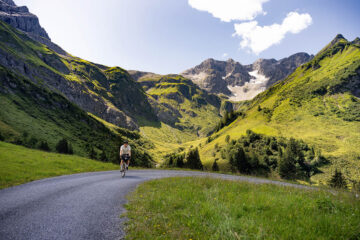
0 21 155 164
0 21 156 124
199 39 360 183
0 62 153 166
137 75 222 161
0 141 118 189
125 177 360 239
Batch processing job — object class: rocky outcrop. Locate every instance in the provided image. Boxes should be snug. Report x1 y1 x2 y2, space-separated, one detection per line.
248 52 314 87
0 0 66 55
182 53 313 100
0 0 49 39
182 58 251 95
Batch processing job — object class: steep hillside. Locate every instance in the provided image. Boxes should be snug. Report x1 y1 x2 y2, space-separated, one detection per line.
129 72 223 155
199 35 360 183
182 53 312 100
0 64 154 167
0 20 156 130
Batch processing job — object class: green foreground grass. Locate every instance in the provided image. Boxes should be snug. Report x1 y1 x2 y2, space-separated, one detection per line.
125 177 360 240
0 141 118 189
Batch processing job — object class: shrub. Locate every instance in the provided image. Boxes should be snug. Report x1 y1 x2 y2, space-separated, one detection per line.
162 152 185 168
212 160 219 171
88 147 97 160
227 145 250 173
328 169 347 189
100 151 108 162
223 131 323 179
38 141 50 151
68 143 74 155
56 138 69 154
186 148 202 170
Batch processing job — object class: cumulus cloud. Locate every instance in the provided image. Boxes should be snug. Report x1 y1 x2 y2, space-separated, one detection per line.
222 53 229 59
188 0 269 22
233 12 312 54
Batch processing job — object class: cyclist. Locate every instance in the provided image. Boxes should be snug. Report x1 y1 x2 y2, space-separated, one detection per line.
120 141 131 170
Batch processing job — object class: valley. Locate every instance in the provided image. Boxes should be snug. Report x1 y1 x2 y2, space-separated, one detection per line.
0 0 359 188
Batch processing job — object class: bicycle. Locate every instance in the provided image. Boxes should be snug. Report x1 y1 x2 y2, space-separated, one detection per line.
120 154 130 178
120 162 128 178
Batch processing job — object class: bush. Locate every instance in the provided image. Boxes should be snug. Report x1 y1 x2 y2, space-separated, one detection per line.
225 135 230 143
213 110 244 133
56 138 74 154
0 132 4 141
228 145 251 173
68 143 74 155
222 131 323 179
56 138 69 154
38 141 50 151
186 148 203 170
162 152 185 168
212 160 219 171
100 151 108 162
88 147 97 159
328 169 347 189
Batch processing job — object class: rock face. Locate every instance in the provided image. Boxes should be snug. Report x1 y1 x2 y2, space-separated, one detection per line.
182 53 313 101
249 52 314 87
182 58 251 95
0 0 49 39
0 19 158 130
0 0 66 55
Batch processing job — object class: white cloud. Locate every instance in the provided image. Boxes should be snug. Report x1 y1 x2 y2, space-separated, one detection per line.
222 53 229 59
233 12 312 54
188 0 269 22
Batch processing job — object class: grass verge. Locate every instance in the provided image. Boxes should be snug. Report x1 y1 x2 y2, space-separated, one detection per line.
0 141 118 189
125 177 360 239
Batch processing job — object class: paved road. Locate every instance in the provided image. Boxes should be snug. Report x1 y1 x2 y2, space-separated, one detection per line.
0 170 311 240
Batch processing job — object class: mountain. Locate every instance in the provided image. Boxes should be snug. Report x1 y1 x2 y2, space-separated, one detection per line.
199 35 360 183
0 0 48 39
182 53 313 101
0 2 156 165
0 0 66 55
0 19 157 130
129 71 223 138
0 64 153 166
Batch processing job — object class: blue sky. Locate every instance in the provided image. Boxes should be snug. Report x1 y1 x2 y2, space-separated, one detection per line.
15 0 360 74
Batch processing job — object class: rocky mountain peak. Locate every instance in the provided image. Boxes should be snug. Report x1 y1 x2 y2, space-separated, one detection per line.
0 1 67 55
1 0 15 6
182 52 313 101
332 33 346 42
0 0 50 39
352 37 360 45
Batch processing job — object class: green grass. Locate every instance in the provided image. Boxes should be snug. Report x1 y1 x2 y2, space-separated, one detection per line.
125 177 360 240
199 39 360 184
0 141 118 189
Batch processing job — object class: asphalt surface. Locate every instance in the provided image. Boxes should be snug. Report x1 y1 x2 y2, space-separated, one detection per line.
0 169 311 240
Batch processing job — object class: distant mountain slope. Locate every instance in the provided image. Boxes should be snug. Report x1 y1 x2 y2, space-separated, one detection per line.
129 72 223 137
182 53 313 101
0 20 157 129
199 35 360 183
0 65 153 166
